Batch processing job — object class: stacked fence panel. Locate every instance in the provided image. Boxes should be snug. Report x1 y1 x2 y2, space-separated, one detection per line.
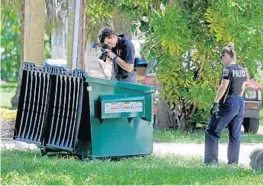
14 63 51 145
46 69 84 151
14 63 84 152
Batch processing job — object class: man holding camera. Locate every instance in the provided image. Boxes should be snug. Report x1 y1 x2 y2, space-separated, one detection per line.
98 28 136 83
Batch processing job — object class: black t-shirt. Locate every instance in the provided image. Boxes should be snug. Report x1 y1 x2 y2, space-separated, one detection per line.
111 35 135 77
221 64 247 96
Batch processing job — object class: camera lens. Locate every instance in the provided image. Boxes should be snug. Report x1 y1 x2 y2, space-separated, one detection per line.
99 51 107 62
98 44 111 62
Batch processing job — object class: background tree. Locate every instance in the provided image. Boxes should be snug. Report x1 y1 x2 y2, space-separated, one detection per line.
1 0 85 108
2 0 262 131
88 0 263 131
142 0 263 130
9 0 46 108
1 0 23 82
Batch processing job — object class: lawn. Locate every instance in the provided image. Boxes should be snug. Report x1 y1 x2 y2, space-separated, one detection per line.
1 150 262 185
153 128 263 143
0 81 17 109
1 82 263 185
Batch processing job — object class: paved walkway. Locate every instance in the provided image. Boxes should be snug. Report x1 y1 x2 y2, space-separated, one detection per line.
1 139 38 150
154 142 263 167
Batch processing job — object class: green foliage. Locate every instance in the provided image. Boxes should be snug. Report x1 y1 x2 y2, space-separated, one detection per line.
1 1 53 81
86 0 263 129
44 33 51 59
0 82 17 109
2 151 263 185
205 0 263 77
1 7 22 81
85 0 160 40
85 0 115 41
0 108 17 121
138 0 263 127
1 0 262 129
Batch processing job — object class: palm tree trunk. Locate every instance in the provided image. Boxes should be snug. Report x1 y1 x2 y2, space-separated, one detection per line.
23 0 45 64
11 0 46 108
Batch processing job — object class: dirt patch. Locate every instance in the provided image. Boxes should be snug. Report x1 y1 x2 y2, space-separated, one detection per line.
1 119 15 139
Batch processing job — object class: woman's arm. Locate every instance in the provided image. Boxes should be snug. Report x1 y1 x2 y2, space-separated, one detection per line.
214 79 230 103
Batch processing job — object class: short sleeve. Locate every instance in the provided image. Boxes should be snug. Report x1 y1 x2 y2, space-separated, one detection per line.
123 41 135 64
222 67 231 80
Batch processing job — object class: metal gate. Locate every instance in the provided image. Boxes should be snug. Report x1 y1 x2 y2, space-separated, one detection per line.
14 62 84 152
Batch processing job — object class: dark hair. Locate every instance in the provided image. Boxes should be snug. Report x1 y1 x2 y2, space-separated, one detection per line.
221 42 235 59
98 27 115 44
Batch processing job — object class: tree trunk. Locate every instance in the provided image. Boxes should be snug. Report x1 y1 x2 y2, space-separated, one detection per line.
71 0 86 69
23 0 45 64
77 0 86 69
155 98 173 129
67 0 75 69
11 0 46 109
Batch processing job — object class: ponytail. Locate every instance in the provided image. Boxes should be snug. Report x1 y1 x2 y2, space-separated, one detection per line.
221 42 236 61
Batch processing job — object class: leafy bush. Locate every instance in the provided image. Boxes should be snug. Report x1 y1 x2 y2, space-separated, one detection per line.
1 7 22 81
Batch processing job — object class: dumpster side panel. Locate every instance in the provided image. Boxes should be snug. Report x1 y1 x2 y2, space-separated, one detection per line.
88 81 153 157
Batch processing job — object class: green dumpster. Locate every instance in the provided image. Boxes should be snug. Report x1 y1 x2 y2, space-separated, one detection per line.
81 77 154 158
14 63 155 159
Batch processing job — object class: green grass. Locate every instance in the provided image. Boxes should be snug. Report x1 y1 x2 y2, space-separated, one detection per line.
0 82 17 109
153 129 263 143
0 108 17 121
1 150 262 185
260 108 263 125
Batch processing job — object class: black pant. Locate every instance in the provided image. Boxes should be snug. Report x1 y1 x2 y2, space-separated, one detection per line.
204 97 245 164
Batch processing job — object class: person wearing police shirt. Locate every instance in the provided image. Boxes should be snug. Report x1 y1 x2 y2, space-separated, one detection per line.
204 42 247 165
98 27 136 83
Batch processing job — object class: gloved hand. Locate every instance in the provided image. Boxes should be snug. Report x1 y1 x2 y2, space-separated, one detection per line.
210 102 219 115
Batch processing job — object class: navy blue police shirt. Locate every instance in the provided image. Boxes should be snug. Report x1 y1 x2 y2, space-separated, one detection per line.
111 35 135 77
221 64 247 96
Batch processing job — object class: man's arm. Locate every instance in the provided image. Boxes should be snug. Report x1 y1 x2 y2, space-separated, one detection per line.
114 56 134 72
214 79 230 103
106 49 134 72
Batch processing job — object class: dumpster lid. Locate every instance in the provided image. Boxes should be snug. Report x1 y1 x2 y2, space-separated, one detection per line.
85 76 155 93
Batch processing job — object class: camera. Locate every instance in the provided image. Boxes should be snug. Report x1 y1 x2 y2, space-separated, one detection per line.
99 44 111 62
